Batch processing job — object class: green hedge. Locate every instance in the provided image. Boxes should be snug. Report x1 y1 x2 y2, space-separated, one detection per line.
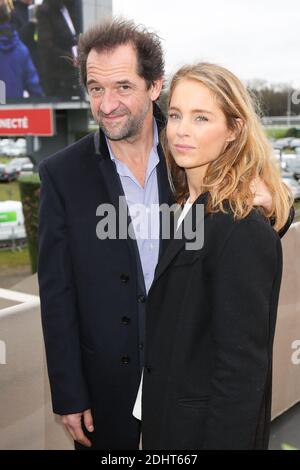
18 174 40 273
285 127 300 138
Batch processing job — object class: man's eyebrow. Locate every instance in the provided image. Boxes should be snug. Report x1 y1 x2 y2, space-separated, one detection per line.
115 80 135 86
169 106 214 115
86 79 135 87
86 79 100 87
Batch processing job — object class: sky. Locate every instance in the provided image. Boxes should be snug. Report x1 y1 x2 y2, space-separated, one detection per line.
113 0 300 88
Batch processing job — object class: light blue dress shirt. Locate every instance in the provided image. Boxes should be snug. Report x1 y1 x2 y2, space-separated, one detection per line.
105 121 160 294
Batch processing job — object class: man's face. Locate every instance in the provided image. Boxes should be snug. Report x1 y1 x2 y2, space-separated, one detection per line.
86 44 162 141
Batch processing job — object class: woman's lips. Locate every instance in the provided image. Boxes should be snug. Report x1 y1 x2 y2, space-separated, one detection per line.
174 144 196 151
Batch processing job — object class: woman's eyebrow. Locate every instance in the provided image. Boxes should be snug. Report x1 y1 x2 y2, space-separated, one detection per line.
169 106 214 115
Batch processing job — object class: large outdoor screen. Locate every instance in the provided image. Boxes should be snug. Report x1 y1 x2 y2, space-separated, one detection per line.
0 0 84 104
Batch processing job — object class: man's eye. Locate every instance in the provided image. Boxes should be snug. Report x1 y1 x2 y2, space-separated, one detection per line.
89 87 103 95
119 85 131 91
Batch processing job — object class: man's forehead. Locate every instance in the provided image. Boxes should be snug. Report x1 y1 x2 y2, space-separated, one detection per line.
87 45 138 78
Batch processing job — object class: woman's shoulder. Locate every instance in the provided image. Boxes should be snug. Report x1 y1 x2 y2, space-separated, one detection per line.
202 208 281 276
205 207 280 253
239 208 279 237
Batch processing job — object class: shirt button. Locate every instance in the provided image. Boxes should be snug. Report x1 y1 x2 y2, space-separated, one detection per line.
138 295 146 303
121 355 130 365
120 273 130 283
122 316 130 325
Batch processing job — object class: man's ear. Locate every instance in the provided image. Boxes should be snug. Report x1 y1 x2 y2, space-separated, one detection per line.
226 118 244 143
150 78 164 102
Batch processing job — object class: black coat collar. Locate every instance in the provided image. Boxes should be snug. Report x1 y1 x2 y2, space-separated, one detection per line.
151 192 210 286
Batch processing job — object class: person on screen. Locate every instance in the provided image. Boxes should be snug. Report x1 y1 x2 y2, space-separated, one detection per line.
36 0 81 99
0 0 43 99
11 0 39 70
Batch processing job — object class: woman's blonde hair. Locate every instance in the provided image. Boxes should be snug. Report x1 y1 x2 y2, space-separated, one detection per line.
163 62 293 231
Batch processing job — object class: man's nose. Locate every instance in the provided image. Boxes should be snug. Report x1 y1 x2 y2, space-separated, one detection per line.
99 90 119 115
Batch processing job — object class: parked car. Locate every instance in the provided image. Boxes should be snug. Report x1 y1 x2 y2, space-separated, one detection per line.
4 158 31 177
0 138 26 157
273 138 294 150
19 162 34 176
284 156 300 181
0 163 17 182
282 176 300 201
290 138 300 149
294 147 300 155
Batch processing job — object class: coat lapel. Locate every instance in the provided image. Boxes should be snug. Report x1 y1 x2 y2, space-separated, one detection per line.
152 192 210 287
152 103 174 259
93 128 145 290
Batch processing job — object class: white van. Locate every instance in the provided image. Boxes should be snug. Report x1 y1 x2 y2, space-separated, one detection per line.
0 201 26 242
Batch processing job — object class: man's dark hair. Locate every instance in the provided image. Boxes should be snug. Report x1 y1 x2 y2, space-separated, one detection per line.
77 17 165 90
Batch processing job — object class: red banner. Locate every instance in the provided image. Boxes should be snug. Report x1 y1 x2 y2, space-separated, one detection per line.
0 108 54 136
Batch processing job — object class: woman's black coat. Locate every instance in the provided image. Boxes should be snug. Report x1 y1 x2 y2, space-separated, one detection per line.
142 194 283 450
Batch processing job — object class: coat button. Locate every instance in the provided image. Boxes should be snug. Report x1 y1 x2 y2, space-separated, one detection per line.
137 295 146 303
139 343 144 350
122 316 130 325
121 355 130 365
145 365 152 373
120 274 130 283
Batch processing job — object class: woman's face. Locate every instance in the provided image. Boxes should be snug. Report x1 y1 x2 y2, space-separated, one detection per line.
167 79 235 172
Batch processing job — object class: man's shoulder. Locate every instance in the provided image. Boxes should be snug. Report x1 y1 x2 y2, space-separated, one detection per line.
38 132 95 174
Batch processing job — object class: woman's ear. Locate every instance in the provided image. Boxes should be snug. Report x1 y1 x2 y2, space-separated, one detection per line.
226 118 244 143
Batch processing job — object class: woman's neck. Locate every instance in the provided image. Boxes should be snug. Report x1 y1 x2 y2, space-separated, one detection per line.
185 165 209 203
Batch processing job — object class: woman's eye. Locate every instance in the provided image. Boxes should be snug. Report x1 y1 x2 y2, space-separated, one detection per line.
195 115 208 122
168 113 180 120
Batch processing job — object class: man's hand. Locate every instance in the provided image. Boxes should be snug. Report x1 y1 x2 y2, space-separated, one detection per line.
61 409 94 447
251 177 273 212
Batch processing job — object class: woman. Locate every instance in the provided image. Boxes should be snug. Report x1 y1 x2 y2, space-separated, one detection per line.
140 63 293 450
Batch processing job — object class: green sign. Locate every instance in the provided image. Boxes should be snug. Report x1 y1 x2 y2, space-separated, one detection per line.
0 211 17 223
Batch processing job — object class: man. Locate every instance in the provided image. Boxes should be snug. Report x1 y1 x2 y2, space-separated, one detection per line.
38 18 293 450
12 0 38 68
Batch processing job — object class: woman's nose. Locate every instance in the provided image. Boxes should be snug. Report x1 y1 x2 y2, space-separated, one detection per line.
175 119 190 137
